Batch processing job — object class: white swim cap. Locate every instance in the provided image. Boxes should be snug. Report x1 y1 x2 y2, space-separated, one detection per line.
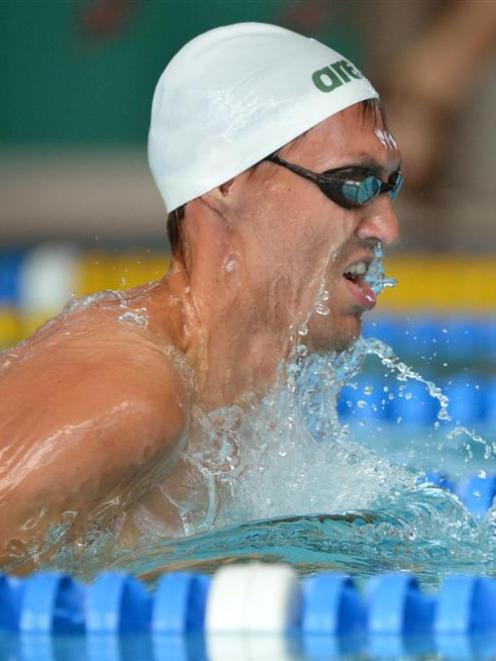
148 22 378 213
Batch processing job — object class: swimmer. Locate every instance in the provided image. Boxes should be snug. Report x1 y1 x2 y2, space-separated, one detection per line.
0 23 401 569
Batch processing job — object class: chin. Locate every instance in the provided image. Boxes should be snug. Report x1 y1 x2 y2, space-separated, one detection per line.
307 312 363 354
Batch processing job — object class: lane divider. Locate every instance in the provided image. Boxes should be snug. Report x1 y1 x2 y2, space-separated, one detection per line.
206 563 300 633
363 315 496 361
338 375 496 426
302 573 365 635
3 560 496 636
152 572 210 634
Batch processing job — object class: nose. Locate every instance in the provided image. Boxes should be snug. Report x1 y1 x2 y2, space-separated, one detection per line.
355 196 400 246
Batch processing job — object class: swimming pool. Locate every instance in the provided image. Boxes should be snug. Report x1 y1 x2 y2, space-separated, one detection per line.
21 332 487 586
2 465 496 659
2 296 496 658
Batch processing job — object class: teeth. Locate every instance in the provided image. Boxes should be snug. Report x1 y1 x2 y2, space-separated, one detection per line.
344 261 368 276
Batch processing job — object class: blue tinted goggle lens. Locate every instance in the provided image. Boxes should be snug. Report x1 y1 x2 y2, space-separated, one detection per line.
341 170 403 207
342 176 381 206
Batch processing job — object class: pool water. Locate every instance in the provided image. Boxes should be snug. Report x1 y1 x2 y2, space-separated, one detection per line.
43 334 496 596
4 324 496 653
5 244 496 661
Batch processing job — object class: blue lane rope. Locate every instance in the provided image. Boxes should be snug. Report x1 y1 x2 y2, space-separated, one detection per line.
152 572 211 633
338 374 496 426
3 567 496 637
302 573 365 635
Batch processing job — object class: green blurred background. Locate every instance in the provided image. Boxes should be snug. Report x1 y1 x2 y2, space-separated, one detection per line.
0 1 360 147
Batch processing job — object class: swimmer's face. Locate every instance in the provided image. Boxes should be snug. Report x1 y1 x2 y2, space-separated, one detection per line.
235 101 401 352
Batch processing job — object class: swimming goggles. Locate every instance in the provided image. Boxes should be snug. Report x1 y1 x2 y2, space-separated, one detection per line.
265 153 403 209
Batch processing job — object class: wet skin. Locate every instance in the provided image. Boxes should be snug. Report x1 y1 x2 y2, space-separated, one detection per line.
0 102 400 568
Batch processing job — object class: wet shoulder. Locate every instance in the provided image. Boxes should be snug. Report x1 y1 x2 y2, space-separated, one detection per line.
0 289 191 447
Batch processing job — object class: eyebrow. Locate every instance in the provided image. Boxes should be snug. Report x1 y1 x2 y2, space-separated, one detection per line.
325 153 402 178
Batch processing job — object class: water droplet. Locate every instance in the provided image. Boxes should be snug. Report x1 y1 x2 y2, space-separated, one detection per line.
296 344 308 358
224 257 237 273
118 309 149 329
315 304 330 316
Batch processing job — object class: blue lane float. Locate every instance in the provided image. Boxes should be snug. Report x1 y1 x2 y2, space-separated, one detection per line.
4 566 496 660
367 573 434 636
3 565 496 639
363 315 496 362
436 575 496 634
338 374 496 426
20 572 84 634
86 572 152 633
0 249 25 306
0 574 22 631
152 572 210 633
421 471 457 493
301 574 365 635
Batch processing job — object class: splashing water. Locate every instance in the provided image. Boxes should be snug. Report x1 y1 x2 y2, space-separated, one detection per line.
50 333 496 583
361 336 451 423
55 337 496 585
362 244 491 453
204 356 415 529
365 242 397 294
44 247 496 582
64 290 149 329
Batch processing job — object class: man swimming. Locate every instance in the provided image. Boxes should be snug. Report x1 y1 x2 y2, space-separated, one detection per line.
0 23 400 568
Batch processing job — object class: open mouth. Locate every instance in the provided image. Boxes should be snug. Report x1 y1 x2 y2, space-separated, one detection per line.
343 260 369 284
342 260 376 310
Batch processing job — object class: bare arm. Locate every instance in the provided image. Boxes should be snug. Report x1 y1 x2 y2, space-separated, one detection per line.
0 317 188 566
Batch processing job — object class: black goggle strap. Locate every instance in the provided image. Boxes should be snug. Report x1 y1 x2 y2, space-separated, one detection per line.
265 154 321 185
267 154 352 205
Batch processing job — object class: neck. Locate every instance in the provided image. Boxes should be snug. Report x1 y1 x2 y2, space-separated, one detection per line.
150 262 295 411
195 322 290 410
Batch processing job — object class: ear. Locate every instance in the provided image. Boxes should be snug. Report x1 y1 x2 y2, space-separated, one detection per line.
183 196 233 264
202 182 232 209
219 179 235 195
200 176 240 213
